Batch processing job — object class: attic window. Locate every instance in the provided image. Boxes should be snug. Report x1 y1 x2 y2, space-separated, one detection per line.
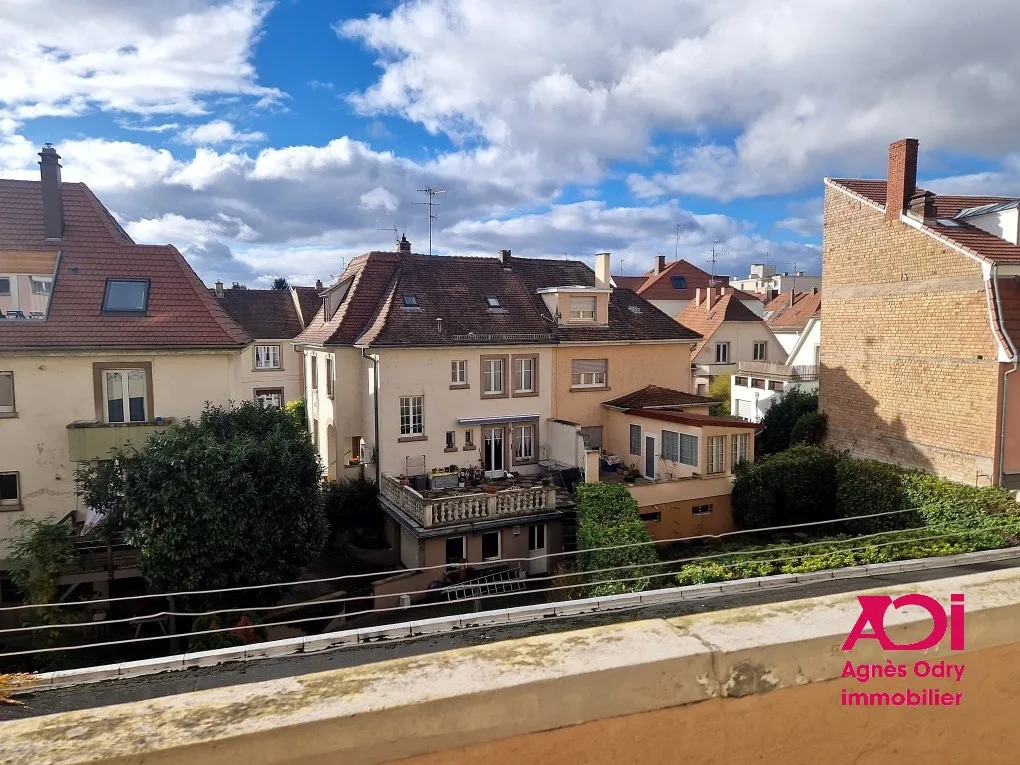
937 219 961 227
402 295 420 309
486 296 501 309
671 276 687 289
102 278 150 315
627 305 642 314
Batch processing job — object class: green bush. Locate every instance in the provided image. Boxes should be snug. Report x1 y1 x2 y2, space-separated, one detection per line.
675 561 734 585
834 457 921 534
731 444 841 529
790 410 828 445
322 477 380 541
575 483 659 595
756 388 819 455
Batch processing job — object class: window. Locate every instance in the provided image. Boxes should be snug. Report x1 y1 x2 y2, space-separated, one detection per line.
814 344 821 367
446 431 456 449
312 419 318 449
485 295 501 309
679 433 699 466
751 378 766 389
753 342 768 361
692 504 713 516
254 388 284 408
0 277 9 295
0 472 19 507
102 278 150 314
514 423 535 463
732 433 749 468
671 276 687 289
629 424 641 456
481 530 501 560
570 359 608 388
734 376 747 386
103 369 147 423
707 435 726 474
513 356 536 394
0 372 14 414
696 383 707 395
254 344 281 370
399 395 424 436
451 360 467 386
639 511 661 523
402 294 419 308
569 295 596 321
528 524 546 551
310 355 318 389
29 277 51 295
326 357 334 397
483 357 506 396
446 536 466 565
715 342 730 364
769 380 784 391
464 429 474 448
661 430 679 462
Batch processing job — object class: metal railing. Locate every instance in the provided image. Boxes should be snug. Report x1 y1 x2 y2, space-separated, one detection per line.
450 333 554 343
736 362 819 380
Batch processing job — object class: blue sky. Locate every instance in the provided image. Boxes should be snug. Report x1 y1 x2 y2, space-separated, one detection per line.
2 0 1019 286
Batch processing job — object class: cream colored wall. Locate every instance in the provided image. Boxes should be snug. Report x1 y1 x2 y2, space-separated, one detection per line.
231 340 303 406
693 321 786 368
0 350 237 554
376 347 555 477
552 291 610 325
553 342 693 427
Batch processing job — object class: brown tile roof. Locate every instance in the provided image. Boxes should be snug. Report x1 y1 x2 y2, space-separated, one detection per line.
602 385 717 410
0 179 250 351
612 275 647 291
208 287 306 339
623 408 764 430
297 251 701 348
674 291 765 357
292 286 323 327
765 290 822 331
615 259 758 303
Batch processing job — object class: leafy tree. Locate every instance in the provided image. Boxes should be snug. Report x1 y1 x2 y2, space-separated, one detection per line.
322 477 380 544
790 410 828 445
756 387 819 455
272 277 289 290
575 483 660 595
8 519 75 607
283 396 306 430
707 374 731 416
89 402 328 598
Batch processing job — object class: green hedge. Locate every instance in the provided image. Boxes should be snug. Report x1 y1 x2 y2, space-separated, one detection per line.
575 483 660 596
731 444 840 528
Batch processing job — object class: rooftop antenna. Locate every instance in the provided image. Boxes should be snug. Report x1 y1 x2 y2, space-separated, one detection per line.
413 186 446 256
377 225 398 248
674 223 683 263
707 239 722 286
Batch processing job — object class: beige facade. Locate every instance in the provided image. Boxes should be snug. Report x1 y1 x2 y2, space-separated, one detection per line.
231 340 304 409
690 320 785 396
0 350 238 555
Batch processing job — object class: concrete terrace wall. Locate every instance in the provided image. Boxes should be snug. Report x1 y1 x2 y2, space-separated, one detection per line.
820 185 1003 486
6 568 1020 764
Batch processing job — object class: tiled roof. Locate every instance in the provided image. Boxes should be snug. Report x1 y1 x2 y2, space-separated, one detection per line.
674 291 764 357
615 259 758 303
623 408 764 430
209 287 306 340
297 251 701 348
765 290 822 331
292 286 323 327
602 385 718 410
612 275 647 291
0 179 250 350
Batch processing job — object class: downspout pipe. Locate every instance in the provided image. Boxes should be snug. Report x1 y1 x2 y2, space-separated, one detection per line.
993 263 1020 488
361 347 381 485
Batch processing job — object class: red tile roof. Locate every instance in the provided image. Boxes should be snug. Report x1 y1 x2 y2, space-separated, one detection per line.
602 385 717 410
0 179 250 350
616 259 758 303
765 290 822 331
208 287 308 339
674 290 765 357
623 408 764 430
292 286 323 327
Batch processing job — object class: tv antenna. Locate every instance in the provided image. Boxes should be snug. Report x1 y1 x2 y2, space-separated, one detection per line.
413 186 446 256
377 225 398 247
673 223 683 262
707 239 723 286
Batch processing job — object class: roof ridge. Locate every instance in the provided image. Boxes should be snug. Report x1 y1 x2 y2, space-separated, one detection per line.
354 269 401 347
77 183 135 244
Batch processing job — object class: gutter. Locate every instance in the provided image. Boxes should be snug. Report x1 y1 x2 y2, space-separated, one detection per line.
993 263 1020 487
361 347 381 485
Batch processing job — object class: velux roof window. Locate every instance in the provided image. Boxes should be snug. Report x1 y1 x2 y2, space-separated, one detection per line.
486 296 501 309
671 276 687 289
102 279 150 315
402 294 420 308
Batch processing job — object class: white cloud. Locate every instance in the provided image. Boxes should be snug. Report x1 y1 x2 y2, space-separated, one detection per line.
179 119 267 147
925 154 1020 197
359 186 399 212
117 120 180 133
775 197 824 238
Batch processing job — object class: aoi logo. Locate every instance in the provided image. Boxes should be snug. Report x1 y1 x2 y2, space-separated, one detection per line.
842 593 965 651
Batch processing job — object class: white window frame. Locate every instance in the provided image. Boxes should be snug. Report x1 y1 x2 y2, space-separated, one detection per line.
0 471 20 507
254 344 282 370
483 358 505 395
446 536 466 565
715 342 730 364
399 395 424 436
102 368 147 424
707 435 726 475
481 530 502 561
445 430 456 449
0 371 14 414
731 432 749 468
753 341 767 361
29 276 52 296
0 275 11 296
254 389 284 408
571 371 606 388
569 295 597 321
464 429 474 448
451 360 467 386
528 523 546 551
661 430 679 463
513 423 535 463
514 357 535 393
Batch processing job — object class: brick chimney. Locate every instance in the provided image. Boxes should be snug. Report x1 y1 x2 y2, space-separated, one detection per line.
214 280 224 299
655 255 666 274
706 287 717 311
398 234 411 253
315 279 323 290
695 287 703 307
500 249 512 266
886 138 919 223
38 144 64 240
812 286 819 295
789 288 796 306
594 252 611 289
908 190 937 225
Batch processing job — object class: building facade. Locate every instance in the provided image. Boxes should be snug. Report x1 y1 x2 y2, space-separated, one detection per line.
615 256 763 317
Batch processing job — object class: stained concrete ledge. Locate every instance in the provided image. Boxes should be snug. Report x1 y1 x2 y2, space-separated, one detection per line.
2 568 1020 765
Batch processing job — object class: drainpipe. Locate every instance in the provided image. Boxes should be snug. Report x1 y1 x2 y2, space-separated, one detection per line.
361 347 381 485
993 263 1020 487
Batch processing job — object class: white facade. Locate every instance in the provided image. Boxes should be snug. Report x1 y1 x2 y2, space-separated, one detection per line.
730 318 821 422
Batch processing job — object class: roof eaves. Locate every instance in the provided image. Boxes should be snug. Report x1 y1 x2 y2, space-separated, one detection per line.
824 177 886 212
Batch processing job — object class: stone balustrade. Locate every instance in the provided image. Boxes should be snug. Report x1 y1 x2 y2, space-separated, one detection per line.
380 474 557 528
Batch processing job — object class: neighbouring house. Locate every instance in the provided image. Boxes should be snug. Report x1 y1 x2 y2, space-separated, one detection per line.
729 262 822 296
209 282 322 407
822 137 1020 489
763 288 822 355
0 145 251 560
614 256 764 317
675 287 786 396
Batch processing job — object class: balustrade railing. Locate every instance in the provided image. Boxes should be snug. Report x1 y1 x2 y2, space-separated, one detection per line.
380 475 556 527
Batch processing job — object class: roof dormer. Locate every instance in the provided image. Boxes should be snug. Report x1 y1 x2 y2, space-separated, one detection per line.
955 201 1020 245
536 285 611 326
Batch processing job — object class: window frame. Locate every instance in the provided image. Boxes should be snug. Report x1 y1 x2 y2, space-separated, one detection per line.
570 358 609 390
731 432 749 468
511 354 538 396
715 342 730 364
692 504 713 516
480 355 508 398
254 388 284 409
101 278 151 316
0 371 14 416
445 430 456 451
481 530 501 561
629 424 641 456
326 356 334 398
528 523 546 551
639 511 662 523
402 294 420 309
670 276 687 290
513 422 536 465
93 362 153 425
0 471 20 509
568 295 597 321
451 359 468 388
398 395 425 438
752 341 768 361
0 275 10 296
463 429 475 450
29 276 52 296
661 430 679 463
446 536 466 565
485 295 501 309
253 344 282 371
707 435 726 475
310 354 318 390
679 433 699 467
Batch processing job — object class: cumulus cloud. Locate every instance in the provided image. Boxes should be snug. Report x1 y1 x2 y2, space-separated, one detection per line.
359 186 400 212
179 119 267 147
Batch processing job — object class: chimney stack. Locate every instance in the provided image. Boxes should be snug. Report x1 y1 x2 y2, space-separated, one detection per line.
38 144 64 240
908 190 937 225
812 287 819 295
886 138 919 223
655 255 666 274
398 234 411 253
500 249 512 267
315 279 323 290
707 287 717 311
214 280 224 299
594 252 611 289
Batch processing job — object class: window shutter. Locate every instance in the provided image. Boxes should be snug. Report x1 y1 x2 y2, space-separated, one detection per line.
571 359 608 375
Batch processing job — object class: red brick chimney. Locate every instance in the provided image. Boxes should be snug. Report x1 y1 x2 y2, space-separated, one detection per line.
655 255 666 274
886 138 919 223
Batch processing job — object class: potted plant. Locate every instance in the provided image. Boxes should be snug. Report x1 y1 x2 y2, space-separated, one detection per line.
483 483 499 495
398 474 409 486
623 464 640 484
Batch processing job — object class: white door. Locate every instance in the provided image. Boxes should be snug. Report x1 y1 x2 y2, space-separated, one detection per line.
527 524 547 575
484 426 505 477
643 435 656 480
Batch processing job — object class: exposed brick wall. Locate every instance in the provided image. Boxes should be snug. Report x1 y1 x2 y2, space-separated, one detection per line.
820 185 1003 486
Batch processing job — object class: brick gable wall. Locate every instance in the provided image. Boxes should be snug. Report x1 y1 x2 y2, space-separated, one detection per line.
820 185 1003 485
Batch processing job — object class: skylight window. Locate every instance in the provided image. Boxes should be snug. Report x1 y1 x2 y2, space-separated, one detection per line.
671 276 687 289
486 296 502 309
102 279 150 315
402 295 420 308
937 218 961 227
628 305 642 314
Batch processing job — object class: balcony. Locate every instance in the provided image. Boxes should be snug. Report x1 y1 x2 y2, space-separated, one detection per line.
379 472 558 529
736 361 819 381
66 419 176 462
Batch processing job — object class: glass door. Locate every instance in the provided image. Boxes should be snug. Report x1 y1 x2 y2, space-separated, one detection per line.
484 426 505 476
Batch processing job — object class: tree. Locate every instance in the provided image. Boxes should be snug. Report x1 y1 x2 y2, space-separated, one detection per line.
756 387 819 455
84 402 328 598
322 477 380 544
8 519 75 607
575 483 660 595
272 277 289 290
707 374 731 417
